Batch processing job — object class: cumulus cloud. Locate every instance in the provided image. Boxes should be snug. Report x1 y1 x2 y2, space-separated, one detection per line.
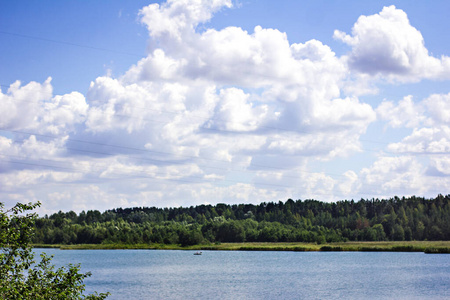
334 5 450 82
0 78 88 135
423 93 450 126
0 170 83 191
0 0 380 212
378 92 450 156
0 78 53 131
2 1 450 212
377 95 425 128
206 88 270 132
428 156 450 176
359 156 426 195
85 0 375 163
140 0 233 42
388 126 450 154
353 153 450 200
338 170 359 195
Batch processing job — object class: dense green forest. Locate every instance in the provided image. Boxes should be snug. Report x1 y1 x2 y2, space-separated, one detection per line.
33 195 450 246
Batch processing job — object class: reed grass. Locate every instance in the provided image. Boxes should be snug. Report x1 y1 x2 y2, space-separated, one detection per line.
32 241 450 253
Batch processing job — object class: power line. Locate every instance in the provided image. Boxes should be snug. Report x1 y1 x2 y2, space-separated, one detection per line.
0 18 444 204
0 129 343 181
0 30 143 58
0 87 397 148
0 130 396 191
0 156 400 200
0 154 295 190
5 128 392 179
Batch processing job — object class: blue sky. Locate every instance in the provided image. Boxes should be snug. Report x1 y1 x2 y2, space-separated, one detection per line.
1 0 450 214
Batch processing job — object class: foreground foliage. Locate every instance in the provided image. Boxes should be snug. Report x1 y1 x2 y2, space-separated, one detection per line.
0 202 109 299
34 195 450 246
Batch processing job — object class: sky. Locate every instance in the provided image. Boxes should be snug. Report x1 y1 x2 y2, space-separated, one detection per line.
1 0 450 214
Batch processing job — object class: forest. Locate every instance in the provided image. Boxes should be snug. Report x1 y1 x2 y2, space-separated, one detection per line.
33 195 450 246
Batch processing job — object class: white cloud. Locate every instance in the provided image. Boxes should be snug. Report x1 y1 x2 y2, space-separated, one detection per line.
428 156 450 176
388 126 450 154
359 156 426 195
0 78 87 135
3 0 450 212
378 92 450 155
123 49 187 82
299 171 336 200
377 95 425 128
206 88 269 132
423 93 450 126
83 0 376 166
338 170 359 195
0 169 83 191
0 134 67 163
0 78 53 131
140 0 233 42
334 5 450 82
311 96 375 131
355 154 450 199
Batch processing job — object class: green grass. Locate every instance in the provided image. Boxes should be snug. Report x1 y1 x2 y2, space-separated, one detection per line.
32 241 450 253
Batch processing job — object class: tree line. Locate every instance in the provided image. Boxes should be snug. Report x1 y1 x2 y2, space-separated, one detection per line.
33 195 450 246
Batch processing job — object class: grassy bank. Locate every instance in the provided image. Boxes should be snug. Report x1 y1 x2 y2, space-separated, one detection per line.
33 241 450 253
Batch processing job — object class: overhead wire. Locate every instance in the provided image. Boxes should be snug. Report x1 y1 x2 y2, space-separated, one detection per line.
1 83 445 186
0 128 401 193
0 129 349 181
1 85 445 194
0 85 402 147
0 156 393 200
1 27 441 201
0 30 143 58
0 152 296 190
0 23 442 149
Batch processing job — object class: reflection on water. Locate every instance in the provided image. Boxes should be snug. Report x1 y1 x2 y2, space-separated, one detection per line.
34 249 450 300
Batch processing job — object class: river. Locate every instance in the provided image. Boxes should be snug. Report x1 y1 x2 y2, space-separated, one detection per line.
34 249 449 299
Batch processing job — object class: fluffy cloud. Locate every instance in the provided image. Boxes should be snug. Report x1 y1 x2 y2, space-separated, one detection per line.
359 156 426 195
377 95 425 128
428 156 450 176
388 126 450 154
0 1 380 212
368 89 450 196
354 153 450 199
378 92 450 155
0 170 83 191
423 93 450 126
0 78 53 131
140 0 233 42
338 170 359 195
0 77 87 135
86 0 376 164
206 88 270 132
334 5 450 82
2 1 450 212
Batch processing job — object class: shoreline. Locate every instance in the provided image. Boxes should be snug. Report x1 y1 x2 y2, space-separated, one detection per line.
32 241 450 253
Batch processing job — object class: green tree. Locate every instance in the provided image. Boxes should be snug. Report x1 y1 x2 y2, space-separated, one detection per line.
30 195 450 245
392 224 405 241
0 202 109 299
178 227 203 246
372 224 386 241
415 221 425 240
217 221 245 242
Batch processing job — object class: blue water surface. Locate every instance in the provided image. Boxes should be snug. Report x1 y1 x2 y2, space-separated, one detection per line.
33 249 450 300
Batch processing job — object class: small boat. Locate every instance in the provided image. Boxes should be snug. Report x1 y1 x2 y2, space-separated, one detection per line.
194 251 202 255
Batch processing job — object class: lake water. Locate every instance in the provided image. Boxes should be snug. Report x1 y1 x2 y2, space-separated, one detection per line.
34 249 449 299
